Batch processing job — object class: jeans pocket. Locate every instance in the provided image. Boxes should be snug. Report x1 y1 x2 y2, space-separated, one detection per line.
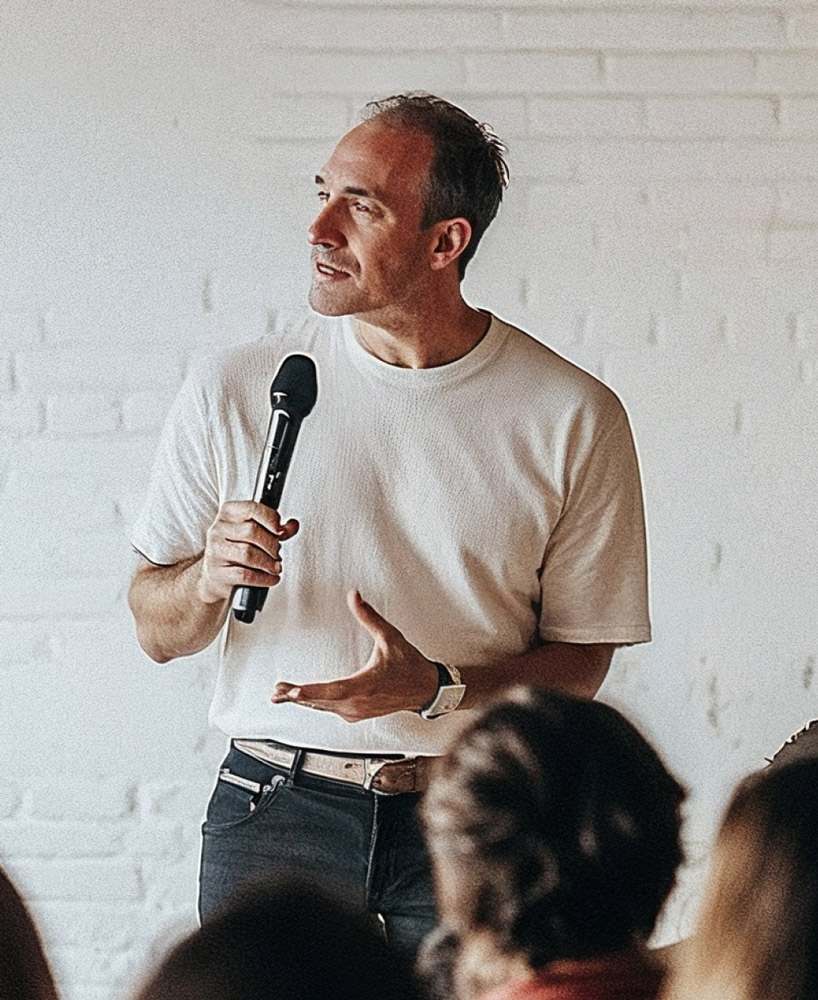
202 768 286 833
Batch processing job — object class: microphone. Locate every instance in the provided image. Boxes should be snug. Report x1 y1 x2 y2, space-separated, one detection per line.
232 353 318 624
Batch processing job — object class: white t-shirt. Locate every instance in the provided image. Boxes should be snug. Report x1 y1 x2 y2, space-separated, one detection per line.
132 313 651 754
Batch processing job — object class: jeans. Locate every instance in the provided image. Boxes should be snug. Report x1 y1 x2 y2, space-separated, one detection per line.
199 744 438 961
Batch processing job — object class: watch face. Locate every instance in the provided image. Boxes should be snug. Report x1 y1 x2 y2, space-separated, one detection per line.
422 684 467 719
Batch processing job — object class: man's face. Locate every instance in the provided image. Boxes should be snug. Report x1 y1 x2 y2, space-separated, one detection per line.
307 121 435 320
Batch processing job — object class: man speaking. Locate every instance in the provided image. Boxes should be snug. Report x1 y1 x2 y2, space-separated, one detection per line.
128 93 651 957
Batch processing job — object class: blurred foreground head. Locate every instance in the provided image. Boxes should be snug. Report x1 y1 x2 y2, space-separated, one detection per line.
423 687 685 998
665 757 818 1000
133 877 423 1000
0 865 58 1000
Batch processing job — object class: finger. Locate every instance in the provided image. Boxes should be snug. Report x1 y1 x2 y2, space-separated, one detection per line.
219 501 296 538
271 679 350 704
347 589 399 643
278 518 300 542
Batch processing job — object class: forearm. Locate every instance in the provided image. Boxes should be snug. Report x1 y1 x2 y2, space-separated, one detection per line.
128 554 230 663
458 641 614 708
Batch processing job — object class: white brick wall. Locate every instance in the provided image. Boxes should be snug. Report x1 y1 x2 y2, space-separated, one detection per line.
2 1 817 997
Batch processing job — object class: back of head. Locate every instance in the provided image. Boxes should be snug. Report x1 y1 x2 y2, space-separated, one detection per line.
363 92 508 279
423 688 685 994
0 866 59 1000
667 757 818 1000
133 877 422 1000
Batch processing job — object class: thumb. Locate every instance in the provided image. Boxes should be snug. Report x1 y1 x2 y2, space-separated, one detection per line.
347 589 395 643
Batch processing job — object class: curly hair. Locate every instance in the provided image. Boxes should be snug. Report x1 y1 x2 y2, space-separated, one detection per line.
422 688 685 997
363 93 508 280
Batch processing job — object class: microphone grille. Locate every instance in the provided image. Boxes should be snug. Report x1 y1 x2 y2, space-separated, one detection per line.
270 353 318 417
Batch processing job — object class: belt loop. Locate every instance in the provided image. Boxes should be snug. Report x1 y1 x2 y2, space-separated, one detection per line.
287 747 305 784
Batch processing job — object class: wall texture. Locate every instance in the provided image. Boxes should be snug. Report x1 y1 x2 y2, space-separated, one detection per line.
1 2 817 997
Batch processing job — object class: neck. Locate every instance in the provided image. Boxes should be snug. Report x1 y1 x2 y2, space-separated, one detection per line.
352 297 490 369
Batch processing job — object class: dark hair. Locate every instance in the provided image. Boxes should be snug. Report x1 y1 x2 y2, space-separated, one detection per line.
423 688 685 994
364 92 508 279
133 877 423 1000
0 866 59 1000
667 758 818 1000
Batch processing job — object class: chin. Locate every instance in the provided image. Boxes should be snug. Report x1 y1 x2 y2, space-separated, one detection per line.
308 285 358 317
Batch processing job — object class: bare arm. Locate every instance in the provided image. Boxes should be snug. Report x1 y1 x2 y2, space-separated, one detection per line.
271 589 613 722
128 500 298 663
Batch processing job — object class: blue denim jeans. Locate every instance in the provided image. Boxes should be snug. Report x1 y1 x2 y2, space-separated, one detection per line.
199 744 438 961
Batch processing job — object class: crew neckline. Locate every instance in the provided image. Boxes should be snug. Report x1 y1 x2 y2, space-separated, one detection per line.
341 312 508 388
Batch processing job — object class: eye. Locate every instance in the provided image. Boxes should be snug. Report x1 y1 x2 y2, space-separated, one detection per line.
353 201 371 214
317 190 329 203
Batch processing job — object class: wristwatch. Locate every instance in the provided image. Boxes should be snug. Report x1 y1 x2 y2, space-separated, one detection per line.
419 662 466 720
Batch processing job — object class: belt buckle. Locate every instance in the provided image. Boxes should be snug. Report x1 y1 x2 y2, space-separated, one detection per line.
364 757 416 795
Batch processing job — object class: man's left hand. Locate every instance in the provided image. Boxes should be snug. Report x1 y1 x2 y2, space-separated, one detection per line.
270 590 439 722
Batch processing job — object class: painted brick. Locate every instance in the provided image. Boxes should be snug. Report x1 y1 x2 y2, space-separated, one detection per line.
779 183 818 224
769 227 818 267
503 9 784 50
24 778 135 822
647 98 777 138
788 11 818 46
0 623 52 664
0 310 42 348
526 181 646 223
0 822 124 859
45 393 121 435
781 98 818 136
121 390 175 433
0 577 122 620
464 52 601 93
606 53 756 94
241 48 465 94
0 354 12 393
757 53 818 94
0 785 22 819
0 394 43 433
648 183 776 222
37 902 148 951
14 349 183 393
572 140 818 183
7 859 142 903
252 8 505 50
530 98 645 138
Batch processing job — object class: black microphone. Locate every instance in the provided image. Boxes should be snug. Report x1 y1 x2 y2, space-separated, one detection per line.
232 353 318 623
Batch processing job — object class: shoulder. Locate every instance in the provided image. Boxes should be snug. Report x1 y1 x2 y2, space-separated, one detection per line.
183 313 332 412
491 315 627 424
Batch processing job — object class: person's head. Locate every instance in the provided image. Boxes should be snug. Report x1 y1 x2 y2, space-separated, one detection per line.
308 92 507 320
666 758 818 1000
133 877 423 1000
422 687 685 998
0 865 59 1000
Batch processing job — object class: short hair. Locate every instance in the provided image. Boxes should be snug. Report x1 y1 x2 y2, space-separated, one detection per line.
133 877 423 1000
422 688 685 994
668 758 818 1000
363 92 508 280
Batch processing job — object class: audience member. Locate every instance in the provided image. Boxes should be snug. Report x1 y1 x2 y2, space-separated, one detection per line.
421 687 685 1000
132 876 426 1000
0 864 58 1000
662 757 818 1000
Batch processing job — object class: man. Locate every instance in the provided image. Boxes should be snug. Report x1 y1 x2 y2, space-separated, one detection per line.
128 94 651 957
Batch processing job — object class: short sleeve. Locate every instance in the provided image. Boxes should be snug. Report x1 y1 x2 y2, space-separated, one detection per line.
130 369 220 566
538 406 651 646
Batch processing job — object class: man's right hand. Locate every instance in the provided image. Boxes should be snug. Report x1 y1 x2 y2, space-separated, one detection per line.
197 500 300 605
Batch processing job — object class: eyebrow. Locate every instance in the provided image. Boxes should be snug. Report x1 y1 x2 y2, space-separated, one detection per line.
314 175 380 200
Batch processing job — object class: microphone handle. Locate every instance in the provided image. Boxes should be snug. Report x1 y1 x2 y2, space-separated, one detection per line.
232 410 303 624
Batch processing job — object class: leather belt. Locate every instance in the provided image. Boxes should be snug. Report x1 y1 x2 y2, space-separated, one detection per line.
233 739 436 795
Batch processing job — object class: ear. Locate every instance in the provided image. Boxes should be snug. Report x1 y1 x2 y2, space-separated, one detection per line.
429 218 473 272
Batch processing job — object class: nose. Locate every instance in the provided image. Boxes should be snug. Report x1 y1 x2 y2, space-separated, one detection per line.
308 200 345 249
